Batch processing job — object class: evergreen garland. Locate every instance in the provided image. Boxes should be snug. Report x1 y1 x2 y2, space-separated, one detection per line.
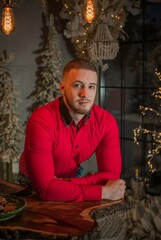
0 52 24 163
27 14 62 115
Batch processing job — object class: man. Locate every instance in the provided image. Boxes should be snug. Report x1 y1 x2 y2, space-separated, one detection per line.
19 58 126 202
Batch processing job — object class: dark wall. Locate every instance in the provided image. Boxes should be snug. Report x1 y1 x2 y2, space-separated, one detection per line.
0 0 73 176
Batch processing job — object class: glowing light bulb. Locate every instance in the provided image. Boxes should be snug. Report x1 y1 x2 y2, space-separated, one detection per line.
84 0 96 24
1 0 15 35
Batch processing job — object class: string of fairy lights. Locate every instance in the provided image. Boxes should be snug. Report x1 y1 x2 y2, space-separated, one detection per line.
1 0 141 65
59 0 141 63
133 68 161 173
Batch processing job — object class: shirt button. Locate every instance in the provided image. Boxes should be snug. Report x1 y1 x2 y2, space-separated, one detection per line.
75 145 78 148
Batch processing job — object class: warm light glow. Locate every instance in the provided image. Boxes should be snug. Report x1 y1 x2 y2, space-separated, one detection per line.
84 0 96 24
1 6 15 35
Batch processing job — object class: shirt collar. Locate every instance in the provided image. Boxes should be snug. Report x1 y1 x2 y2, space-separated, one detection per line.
59 97 90 127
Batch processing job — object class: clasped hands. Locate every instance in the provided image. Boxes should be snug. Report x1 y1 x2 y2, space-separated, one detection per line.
102 179 126 200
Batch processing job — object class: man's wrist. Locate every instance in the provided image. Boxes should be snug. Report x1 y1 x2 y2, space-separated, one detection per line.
102 186 105 199
102 186 110 200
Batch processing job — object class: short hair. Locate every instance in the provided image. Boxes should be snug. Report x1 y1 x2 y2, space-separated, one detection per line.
63 58 97 78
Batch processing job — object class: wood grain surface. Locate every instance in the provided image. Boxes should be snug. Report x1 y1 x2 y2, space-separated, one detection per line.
0 179 123 238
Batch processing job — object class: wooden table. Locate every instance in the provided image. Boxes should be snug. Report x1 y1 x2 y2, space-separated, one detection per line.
0 179 124 240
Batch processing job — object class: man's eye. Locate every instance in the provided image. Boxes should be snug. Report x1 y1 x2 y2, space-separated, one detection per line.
89 85 96 89
73 83 82 88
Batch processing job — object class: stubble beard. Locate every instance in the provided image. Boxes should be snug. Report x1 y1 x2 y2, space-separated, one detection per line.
65 98 93 115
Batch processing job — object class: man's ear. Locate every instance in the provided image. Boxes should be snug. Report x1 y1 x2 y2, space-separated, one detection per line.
60 81 65 95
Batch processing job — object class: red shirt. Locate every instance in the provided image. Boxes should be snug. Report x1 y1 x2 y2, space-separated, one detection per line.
20 97 122 202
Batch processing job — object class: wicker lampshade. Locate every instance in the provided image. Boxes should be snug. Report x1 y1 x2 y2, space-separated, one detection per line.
88 23 119 61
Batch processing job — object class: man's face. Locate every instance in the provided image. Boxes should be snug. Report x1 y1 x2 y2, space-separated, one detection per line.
60 68 97 116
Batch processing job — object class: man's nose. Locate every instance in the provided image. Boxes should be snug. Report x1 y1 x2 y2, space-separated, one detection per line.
80 87 89 98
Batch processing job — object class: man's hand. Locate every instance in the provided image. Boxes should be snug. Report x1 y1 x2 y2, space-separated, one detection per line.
102 179 126 200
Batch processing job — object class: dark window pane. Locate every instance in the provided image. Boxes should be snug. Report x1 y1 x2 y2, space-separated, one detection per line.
99 2 161 178
145 3 161 40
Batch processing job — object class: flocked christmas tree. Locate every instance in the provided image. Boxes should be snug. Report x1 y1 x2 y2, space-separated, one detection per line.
27 14 62 115
134 68 161 174
0 51 24 164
